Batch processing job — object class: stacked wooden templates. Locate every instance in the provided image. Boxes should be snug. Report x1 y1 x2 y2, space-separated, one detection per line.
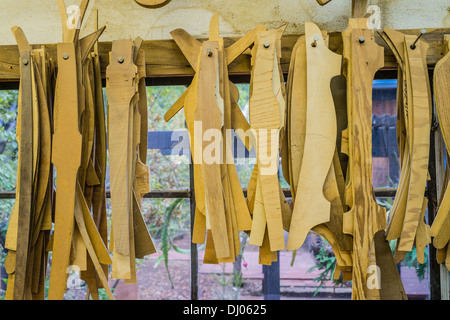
164 14 259 263
246 25 288 264
48 1 114 300
4 27 55 300
382 27 432 264
106 38 156 282
282 21 353 281
431 35 450 270
3 4 449 301
4 1 115 300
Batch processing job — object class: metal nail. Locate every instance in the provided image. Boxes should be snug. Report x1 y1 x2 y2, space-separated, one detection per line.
359 36 365 44
206 48 213 57
311 36 319 47
22 59 28 65
263 41 270 48
410 29 426 50
118 57 124 63
62 53 69 60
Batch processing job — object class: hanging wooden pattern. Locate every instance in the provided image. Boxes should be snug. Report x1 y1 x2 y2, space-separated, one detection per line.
246 25 289 264
286 22 342 251
381 27 432 263
164 13 265 263
282 22 352 281
431 35 450 270
3 27 54 300
342 18 389 300
44 0 114 300
106 38 156 282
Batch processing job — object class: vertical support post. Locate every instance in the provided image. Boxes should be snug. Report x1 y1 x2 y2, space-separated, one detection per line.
189 159 198 300
262 252 280 300
352 0 368 18
427 69 442 300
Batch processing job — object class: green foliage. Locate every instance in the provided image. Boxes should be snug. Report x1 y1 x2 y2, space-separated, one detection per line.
307 238 346 296
153 198 185 289
0 90 19 289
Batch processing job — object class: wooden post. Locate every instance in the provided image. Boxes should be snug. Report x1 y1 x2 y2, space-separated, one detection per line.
352 0 368 18
263 251 280 300
189 159 199 300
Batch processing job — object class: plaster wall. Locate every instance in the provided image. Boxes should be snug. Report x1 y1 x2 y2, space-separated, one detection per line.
0 0 448 45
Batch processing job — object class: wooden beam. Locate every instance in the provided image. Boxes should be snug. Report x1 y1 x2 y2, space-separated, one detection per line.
0 28 448 84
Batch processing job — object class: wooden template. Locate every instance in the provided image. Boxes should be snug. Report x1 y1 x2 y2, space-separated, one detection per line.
106 38 155 281
165 14 263 263
381 28 432 263
286 22 341 251
431 35 450 269
342 18 388 300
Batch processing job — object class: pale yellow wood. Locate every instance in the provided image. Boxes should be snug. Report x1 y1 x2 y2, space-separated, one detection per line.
249 30 285 252
415 197 430 264
287 22 341 251
74 184 114 300
287 35 306 197
48 42 83 300
195 42 230 259
397 36 431 252
344 20 387 300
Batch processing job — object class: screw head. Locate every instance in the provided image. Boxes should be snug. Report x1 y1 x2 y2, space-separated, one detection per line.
263 41 270 48
22 59 28 65
359 36 365 43
118 57 124 63
62 53 69 60
206 48 213 57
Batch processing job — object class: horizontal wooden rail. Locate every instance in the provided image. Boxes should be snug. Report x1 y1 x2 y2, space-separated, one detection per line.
0 188 397 200
0 28 448 85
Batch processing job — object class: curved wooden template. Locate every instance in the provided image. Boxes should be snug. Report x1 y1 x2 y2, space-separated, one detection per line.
184 79 207 217
74 184 114 300
170 28 202 70
226 25 267 65
398 37 431 252
431 38 450 241
30 57 52 246
323 151 353 251
288 36 307 198
373 230 407 300
312 224 353 268
12 49 33 300
385 150 411 240
48 43 83 300
286 22 341 251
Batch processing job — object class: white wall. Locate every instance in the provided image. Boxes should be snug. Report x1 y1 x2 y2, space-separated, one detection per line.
0 0 448 45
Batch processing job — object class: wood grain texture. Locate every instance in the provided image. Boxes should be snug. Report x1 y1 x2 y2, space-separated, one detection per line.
248 30 285 252
346 23 386 300
1 29 448 83
431 36 450 253
287 22 341 251
48 43 82 300
397 36 431 252
194 42 230 259
13 50 33 300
